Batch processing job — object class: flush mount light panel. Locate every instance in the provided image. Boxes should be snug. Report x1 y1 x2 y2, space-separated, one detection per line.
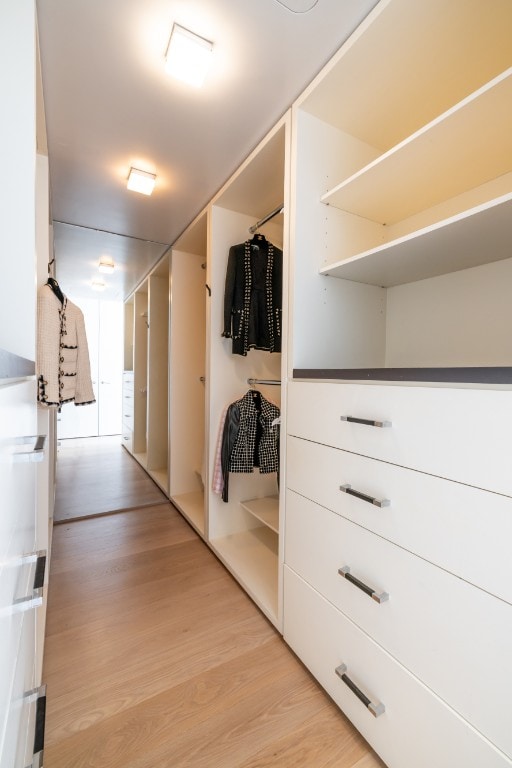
127 167 156 195
165 23 213 87
98 255 115 274
91 278 106 292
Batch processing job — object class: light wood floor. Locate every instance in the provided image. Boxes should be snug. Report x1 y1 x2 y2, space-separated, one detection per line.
43 504 386 767
54 436 167 522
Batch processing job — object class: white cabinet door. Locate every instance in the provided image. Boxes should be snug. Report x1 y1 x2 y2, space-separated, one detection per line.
0 378 38 768
98 300 123 436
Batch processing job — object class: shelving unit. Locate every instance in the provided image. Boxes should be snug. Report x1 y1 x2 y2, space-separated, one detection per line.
168 212 208 537
240 496 279 534
285 2 512 766
132 285 148 460
207 115 289 629
290 0 512 380
146 258 169 493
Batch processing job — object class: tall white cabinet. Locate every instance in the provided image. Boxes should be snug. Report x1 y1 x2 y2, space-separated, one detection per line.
124 116 290 629
284 1 512 767
207 116 289 628
0 3 51 767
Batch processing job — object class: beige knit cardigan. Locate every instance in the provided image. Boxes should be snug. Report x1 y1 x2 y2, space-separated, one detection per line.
37 284 96 408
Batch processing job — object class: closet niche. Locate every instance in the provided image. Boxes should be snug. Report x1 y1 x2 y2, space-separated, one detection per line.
291 0 512 383
123 254 170 494
207 116 289 628
168 211 208 538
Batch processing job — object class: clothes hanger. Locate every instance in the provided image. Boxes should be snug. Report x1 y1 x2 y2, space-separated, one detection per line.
46 259 65 303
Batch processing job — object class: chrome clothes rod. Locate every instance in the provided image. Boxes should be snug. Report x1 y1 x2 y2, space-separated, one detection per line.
249 204 284 234
247 378 281 386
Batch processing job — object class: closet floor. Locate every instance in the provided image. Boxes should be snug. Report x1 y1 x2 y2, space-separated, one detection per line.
42 505 386 768
54 435 167 522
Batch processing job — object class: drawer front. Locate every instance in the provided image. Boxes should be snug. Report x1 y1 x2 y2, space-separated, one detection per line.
121 427 133 453
284 567 511 768
285 491 512 757
287 435 512 604
288 380 512 495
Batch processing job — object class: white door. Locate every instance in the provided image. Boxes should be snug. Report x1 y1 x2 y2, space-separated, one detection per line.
57 298 123 439
98 301 123 435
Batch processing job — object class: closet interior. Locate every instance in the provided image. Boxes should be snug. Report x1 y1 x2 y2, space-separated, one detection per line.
290 0 512 382
123 254 170 494
168 211 208 538
123 116 289 629
206 117 288 628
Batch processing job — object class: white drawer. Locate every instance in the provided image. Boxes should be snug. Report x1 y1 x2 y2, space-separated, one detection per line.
286 435 512 604
284 567 511 768
285 490 512 757
121 427 133 453
288 380 512 496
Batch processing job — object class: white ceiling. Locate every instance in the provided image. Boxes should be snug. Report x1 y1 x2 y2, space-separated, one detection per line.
36 0 379 300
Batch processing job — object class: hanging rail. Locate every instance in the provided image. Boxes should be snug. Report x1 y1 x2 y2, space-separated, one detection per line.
249 204 284 234
247 378 281 386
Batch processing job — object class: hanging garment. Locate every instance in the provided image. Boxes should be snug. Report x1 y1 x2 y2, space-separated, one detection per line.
222 234 282 356
216 389 280 502
37 283 96 408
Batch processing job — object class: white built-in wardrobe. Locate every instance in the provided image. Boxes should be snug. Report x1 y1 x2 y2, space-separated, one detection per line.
0 4 54 767
123 0 512 765
123 116 289 628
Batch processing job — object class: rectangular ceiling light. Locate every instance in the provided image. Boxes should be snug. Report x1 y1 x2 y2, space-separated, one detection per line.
127 167 156 195
165 23 213 87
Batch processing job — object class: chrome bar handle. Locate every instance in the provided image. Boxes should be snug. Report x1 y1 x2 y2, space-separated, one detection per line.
335 664 385 718
340 416 391 428
12 435 46 463
338 566 389 604
24 684 46 768
13 551 47 609
340 484 390 508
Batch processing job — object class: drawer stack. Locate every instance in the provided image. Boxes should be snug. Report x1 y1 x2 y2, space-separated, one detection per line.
284 380 512 768
121 371 134 452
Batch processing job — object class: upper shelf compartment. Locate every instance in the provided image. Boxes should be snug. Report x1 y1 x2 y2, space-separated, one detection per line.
320 70 512 225
302 0 512 153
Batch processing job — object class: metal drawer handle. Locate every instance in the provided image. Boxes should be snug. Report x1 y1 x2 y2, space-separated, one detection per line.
340 416 391 428
338 566 389 604
335 664 385 718
12 435 46 463
340 484 390 508
24 684 46 767
14 551 47 609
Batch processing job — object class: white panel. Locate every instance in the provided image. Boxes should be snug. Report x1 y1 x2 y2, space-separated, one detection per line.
98 300 123 436
0 2 36 361
385 257 512 368
287 380 512 496
286 435 512 604
291 109 386 370
284 568 512 768
169 250 206 498
286 491 512 755
0 379 37 768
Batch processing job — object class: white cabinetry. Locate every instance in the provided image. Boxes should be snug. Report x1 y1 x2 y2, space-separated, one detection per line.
168 212 208 537
284 0 512 765
206 116 289 628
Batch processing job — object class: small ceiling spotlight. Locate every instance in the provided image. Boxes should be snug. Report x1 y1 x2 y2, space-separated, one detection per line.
98 255 115 274
91 278 106 292
165 23 213 87
127 167 157 195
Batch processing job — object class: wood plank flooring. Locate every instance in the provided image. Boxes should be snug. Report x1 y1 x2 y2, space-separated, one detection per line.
43 504 386 768
54 436 167 522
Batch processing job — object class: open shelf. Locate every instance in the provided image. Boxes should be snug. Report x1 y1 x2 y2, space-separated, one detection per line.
132 451 147 469
210 527 278 624
320 195 512 287
172 490 205 536
240 496 279 534
321 71 512 225
149 468 168 494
